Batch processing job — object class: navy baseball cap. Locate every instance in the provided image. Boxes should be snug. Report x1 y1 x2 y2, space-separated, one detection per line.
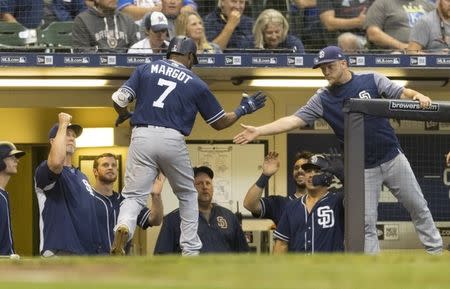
313 46 346 69
193 166 214 179
0 141 25 159
301 154 329 171
48 123 83 140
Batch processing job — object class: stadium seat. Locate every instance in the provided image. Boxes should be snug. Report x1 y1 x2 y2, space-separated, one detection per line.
0 22 29 47
39 21 74 52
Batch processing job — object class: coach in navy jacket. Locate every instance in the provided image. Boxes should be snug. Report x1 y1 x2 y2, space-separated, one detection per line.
35 113 103 256
154 166 249 254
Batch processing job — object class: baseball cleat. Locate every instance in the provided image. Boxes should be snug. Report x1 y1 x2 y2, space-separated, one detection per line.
110 225 129 256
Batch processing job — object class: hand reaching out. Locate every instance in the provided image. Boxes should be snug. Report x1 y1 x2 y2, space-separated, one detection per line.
233 124 259 144
262 152 280 176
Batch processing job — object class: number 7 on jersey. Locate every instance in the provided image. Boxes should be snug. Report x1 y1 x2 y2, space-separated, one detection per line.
153 78 177 108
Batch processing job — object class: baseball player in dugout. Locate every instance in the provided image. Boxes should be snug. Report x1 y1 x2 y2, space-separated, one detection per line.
111 35 267 256
154 166 249 254
244 151 313 226
0 142 25 255
234 46 443 255
35 113 103 256
92 153 164 254
273 154 345 253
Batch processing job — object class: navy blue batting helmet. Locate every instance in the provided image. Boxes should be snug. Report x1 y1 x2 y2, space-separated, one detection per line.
301 154 329 171
166 35 198 64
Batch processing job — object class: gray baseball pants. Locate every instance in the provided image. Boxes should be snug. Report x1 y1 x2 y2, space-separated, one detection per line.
364 152 443 254
115 126 202 255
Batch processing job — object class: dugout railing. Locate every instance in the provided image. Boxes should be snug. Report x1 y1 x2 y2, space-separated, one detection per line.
343 98 450 252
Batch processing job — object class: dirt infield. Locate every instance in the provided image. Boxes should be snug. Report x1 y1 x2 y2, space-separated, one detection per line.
0 253 450 289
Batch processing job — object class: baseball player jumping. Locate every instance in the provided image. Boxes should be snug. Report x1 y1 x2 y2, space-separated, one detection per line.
234 46 443 254
111 35 267 256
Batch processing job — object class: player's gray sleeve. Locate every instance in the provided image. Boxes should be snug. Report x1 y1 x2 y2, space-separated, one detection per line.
294 91 324 127
409 17 430 47
373 73 404 99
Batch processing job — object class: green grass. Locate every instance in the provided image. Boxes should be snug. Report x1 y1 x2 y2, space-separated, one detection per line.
0 252 450 289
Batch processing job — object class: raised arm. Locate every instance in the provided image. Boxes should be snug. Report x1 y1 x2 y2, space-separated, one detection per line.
243 152 280 216
47 113 72 174
121 4 161 21
446 152 450 166
233 115 306 144
211 10 241 50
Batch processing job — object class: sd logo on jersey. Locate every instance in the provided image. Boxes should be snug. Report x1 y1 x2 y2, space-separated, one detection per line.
317 206 335 228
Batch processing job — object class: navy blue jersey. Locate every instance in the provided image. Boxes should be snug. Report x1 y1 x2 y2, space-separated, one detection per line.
256 195 298 225
296 72 404 168
34 161 102 255
0 189 14 255
154 204 249 254
121 59 225 136
93 190 152 254
274 192 345 253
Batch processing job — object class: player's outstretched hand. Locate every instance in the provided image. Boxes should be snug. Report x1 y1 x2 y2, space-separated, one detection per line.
115 111 133 127
233 124 259 144
234 91 267 117
262 152 280 176
323 148 344 182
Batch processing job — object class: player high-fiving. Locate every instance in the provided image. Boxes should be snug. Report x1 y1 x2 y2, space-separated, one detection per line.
111 36 267 256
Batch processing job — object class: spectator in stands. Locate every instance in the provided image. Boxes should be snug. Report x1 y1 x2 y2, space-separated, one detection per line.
154 166 249 254
317 0 371 46
203 0 254 50
244 151 313 226
160 0 188 39
43 0 87 28
0 0 44 28
365 0 434 51
338 32 367 52
128 11 169 53
117 0 196 25
407 0 450 53
253 9 304 53
72 0 139 52
175 11 221 53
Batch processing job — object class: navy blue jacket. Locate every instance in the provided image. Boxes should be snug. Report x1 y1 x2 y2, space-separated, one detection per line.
0 189 14 255
35 161 102 255
154 204 249 254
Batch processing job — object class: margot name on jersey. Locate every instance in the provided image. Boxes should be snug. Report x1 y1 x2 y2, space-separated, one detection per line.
150 63 193 84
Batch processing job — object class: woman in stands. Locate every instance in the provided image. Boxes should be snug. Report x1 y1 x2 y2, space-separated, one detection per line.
253 9 304 53
175 11 222 54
